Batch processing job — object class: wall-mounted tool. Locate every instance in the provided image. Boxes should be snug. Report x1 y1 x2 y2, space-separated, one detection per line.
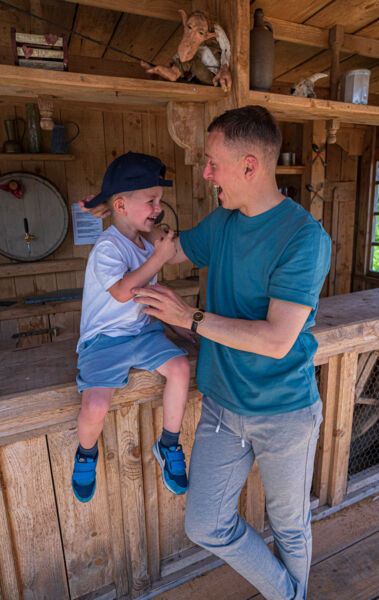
311 143 326 167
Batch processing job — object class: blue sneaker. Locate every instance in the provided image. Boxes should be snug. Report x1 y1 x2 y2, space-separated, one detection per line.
153 438 188 495
72 450 98 503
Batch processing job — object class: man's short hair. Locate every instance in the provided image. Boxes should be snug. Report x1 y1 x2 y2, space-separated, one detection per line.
207 105 282 165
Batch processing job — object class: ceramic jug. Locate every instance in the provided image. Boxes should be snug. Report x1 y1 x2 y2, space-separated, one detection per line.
51 122 80 154
3 118 25 153
250 8 274 92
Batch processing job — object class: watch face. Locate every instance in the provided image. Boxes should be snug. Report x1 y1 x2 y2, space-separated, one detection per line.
193 310 204 322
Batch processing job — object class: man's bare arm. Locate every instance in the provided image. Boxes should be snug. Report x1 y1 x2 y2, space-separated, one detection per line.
133 286 312 359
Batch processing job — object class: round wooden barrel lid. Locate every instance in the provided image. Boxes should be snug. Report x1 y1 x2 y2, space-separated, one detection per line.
0 172 69 262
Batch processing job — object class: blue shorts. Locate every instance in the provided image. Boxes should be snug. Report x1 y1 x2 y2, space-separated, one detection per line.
77 321 187 392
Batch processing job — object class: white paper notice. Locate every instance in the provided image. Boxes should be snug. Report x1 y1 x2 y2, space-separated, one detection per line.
71 203 103 245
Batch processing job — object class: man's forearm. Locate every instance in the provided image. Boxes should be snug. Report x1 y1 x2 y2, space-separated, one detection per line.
194 313 287 359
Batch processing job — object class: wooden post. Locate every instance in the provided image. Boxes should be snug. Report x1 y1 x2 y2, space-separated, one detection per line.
329 25 344 100
328 351 358 506
102 412 130 598
303 120 326 222
139 402 161 582
313 358 339 506
116 404 150 596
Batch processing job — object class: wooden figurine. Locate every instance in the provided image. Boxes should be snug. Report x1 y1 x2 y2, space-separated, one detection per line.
141 10 232 92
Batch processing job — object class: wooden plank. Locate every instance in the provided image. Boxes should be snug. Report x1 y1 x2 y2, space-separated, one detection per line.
328 351 358 506
116 403 150 595
0 437 69 599
246 89 379 126
0 65 226 107
47 428 115 599
102 412 130 598
0 299 81 321
307 532 379 600
139 402 160 581
153 494 379 599
63 0 191 21
313 358 339 506
255 17 379 59
0 470 21 599
306 0 379 34
0 258 86 278
0 153 74 160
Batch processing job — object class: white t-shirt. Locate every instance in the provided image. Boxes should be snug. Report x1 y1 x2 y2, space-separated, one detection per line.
77 225 157 350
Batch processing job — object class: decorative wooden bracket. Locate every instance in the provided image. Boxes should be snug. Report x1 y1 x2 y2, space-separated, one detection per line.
326 119 340 144
166 101 205 165
329 24 344 100
37 95 55 130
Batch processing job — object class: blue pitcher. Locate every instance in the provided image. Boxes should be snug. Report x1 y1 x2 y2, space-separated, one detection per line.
51 121 80 153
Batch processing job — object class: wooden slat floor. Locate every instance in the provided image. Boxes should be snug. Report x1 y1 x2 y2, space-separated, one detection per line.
154 495 379 600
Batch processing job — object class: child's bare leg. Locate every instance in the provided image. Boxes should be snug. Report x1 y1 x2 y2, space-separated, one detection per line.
154 355 190 495
72 387 115 502
156 355 190 434
77 387 114 449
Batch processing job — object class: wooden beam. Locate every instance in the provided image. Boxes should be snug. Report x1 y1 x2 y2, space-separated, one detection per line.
63 0 190 21
253 16 379 59
329 25 344 101
247 90 379 126
0 65 225 107
0 258 86 278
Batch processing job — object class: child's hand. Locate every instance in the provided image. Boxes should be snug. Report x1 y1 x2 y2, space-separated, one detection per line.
154 230 177 263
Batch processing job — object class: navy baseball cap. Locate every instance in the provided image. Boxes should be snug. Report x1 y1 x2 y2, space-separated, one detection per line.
86 151 173 208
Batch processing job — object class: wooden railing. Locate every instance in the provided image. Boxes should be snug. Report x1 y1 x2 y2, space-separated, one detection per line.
0 288 377 600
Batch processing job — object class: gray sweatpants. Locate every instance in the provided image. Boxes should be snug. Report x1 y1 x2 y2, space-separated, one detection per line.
185 395 323 600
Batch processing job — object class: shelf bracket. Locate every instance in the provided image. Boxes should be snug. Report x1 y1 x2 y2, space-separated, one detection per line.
166 102 204 165
37 95 55 131
326 119 340 144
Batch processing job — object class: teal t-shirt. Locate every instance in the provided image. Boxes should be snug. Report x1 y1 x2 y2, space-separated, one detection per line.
180 198 331 416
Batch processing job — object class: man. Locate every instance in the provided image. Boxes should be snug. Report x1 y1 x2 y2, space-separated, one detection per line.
86 105 331 600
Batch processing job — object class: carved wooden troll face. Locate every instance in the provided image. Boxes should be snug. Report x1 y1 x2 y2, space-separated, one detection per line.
140 10 232 91
177 9 217 62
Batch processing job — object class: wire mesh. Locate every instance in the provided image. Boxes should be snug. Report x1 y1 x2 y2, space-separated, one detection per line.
349 352 379 477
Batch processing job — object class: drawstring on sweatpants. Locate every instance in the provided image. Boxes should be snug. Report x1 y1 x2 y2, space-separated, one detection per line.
215 407 224 433
240 415 246 448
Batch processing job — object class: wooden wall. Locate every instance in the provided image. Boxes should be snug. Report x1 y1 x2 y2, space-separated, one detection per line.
0 99 198 347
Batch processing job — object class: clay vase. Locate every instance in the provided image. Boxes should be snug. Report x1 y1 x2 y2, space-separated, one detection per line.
250 8 274 92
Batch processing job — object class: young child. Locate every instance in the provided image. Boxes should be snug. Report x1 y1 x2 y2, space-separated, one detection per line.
72 152 190 502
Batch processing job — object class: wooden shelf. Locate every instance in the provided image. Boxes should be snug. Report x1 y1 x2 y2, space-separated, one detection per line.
276 165 305 175
247 90 379 126
0 153 75 161
0 65 226 107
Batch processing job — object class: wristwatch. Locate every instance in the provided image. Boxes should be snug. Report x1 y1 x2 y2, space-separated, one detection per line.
191 309 205 333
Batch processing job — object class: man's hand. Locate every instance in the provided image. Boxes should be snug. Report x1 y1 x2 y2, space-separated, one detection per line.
78 194 111 219
133 283 193 328
153 230 177 264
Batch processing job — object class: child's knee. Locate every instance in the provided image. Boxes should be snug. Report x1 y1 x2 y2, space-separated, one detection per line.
164 355 190 381
81 390 112 422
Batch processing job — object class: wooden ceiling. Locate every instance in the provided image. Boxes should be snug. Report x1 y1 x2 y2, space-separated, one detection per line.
0 0 378 96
